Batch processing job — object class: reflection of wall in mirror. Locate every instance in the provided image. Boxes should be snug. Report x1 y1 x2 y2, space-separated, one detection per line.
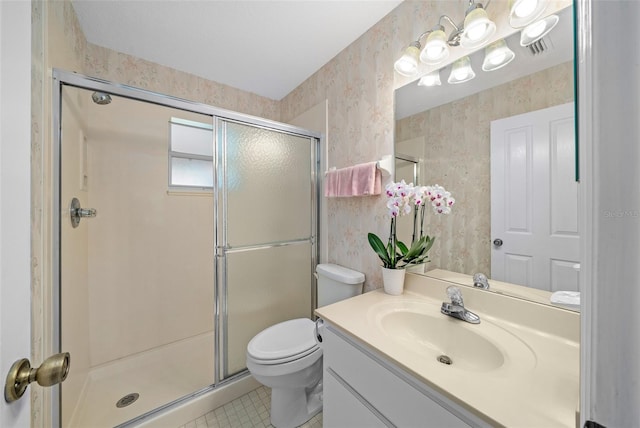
395 137 423 251
395 61 574 277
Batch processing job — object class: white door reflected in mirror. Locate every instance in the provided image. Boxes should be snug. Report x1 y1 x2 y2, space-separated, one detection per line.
490 102 579 292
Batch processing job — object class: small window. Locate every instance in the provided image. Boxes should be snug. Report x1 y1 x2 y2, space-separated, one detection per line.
169 118 213 189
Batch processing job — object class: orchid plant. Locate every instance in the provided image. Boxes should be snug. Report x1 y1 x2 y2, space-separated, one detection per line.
368 181 455 269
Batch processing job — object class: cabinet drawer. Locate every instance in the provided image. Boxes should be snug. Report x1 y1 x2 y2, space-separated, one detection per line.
323 368 389 428
322 325 481 427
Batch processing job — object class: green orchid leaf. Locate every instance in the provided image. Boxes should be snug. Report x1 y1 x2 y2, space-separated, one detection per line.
397 241 409 256
368 233 391 266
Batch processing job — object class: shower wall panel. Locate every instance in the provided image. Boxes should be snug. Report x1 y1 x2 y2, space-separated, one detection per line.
84 99 215 366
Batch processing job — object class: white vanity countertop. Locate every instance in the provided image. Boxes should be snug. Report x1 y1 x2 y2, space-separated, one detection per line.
315 272 580 428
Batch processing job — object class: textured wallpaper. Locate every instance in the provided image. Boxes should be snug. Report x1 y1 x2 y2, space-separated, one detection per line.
83 44 280 122
396 61 574 276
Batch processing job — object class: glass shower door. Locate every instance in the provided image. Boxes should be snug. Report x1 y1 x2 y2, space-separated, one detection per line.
217 119 318 377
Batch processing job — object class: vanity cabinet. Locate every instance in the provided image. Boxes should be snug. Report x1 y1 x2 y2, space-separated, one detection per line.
321 323 488 428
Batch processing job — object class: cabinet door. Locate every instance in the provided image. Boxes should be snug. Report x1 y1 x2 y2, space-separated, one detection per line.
323 369 389 428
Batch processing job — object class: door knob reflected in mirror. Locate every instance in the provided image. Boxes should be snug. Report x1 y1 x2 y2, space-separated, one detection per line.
4 352 70 403
493 238 503 247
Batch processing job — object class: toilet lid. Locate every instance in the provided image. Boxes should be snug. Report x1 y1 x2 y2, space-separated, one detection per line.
247 318 318 362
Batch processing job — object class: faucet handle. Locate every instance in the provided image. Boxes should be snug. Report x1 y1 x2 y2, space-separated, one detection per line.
473 273 490 289
446 286 464 306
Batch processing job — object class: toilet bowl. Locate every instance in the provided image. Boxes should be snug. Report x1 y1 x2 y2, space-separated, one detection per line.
246 264 365 428
246 318 323 428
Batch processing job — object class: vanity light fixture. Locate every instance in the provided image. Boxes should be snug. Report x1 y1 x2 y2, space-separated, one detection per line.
394 41 421 77
393 0 495 76
509 0 548 28
520 14 559 46
482 39 516 71
448 56 476 84
418 70 442 87
459 3 496 49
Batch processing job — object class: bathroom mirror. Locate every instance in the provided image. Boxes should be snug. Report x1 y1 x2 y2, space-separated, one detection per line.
394 5 577 307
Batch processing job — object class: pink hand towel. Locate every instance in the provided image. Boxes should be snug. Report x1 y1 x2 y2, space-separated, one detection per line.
324 167 353 197
324 162 381 197
352 162 381 196
324 169 338 197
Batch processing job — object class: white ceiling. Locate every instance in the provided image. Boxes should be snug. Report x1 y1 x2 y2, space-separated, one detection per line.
71 0 403 100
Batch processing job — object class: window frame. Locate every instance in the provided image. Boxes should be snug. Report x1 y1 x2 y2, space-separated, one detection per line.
168 117 214 191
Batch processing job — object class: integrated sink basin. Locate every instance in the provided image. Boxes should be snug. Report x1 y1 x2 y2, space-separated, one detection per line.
369 299 537 373
316 273 581 427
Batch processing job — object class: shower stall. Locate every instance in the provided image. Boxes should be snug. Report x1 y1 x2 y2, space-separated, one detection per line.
53 70 319 427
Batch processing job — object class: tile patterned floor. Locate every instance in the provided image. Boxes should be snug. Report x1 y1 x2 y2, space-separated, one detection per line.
179 386 322 428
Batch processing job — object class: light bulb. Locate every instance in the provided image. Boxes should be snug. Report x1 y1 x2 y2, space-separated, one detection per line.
466 22 488 41
524 20 547 38
460 6 496 49
394 43 421 76
482 39 515 71
418 70 441 87
514 0 537 17
509 0 547 28
427 45 445 58
419 29 449 65
448 56 475 84
490 52 506 65
454 69 469 80
520 14 559 46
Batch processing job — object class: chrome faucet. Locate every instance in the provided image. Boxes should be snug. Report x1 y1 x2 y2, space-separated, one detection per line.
473 273 490 290
440 286 480 324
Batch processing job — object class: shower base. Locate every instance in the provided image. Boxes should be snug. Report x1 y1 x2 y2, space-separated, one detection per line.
65 332 220 427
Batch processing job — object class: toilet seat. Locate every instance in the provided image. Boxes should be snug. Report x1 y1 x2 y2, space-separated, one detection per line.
247 318 319 365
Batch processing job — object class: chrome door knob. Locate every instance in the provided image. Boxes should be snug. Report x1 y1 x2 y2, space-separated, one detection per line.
493 238 503 247
70 197 97 228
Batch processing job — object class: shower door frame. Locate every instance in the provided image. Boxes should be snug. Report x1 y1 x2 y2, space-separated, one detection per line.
215 116 320 379
51 69 320 427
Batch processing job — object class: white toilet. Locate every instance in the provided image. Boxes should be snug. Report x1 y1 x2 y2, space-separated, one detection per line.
246 263 365 428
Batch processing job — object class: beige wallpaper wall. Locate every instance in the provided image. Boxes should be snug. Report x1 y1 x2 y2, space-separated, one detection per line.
83 47 280 122
31 1 89 425
396 61 574 276
279 1 477 289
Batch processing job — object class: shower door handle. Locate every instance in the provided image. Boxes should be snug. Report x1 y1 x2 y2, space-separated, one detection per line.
4 352 70 403
70 197 97 228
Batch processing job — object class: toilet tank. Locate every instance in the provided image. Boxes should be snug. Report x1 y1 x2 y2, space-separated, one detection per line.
316 263 365 308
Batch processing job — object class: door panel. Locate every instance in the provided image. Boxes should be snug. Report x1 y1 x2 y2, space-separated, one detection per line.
0 1 31 425
225 243 312 375
218 119 317 378
491 103 579 292
223 121 313 247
